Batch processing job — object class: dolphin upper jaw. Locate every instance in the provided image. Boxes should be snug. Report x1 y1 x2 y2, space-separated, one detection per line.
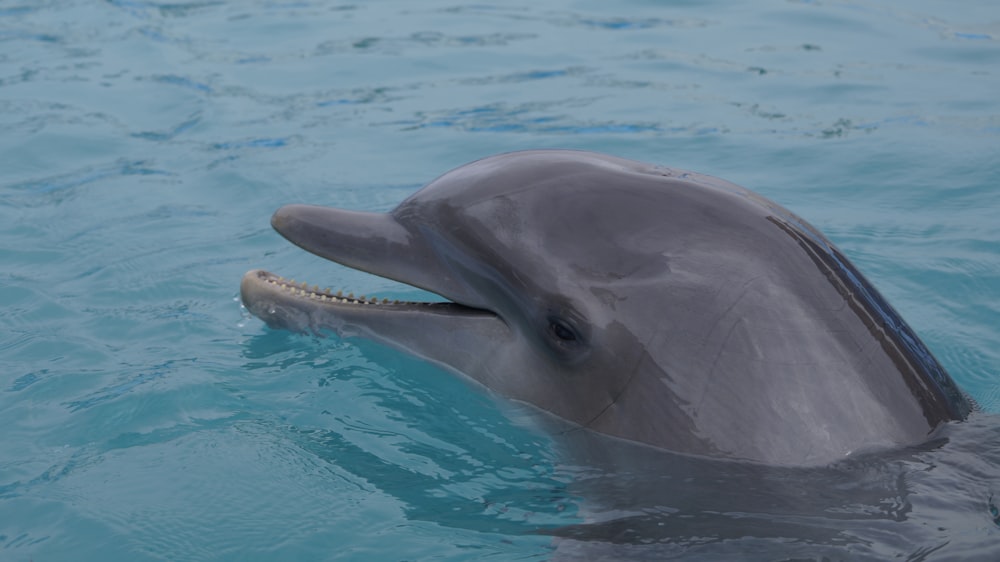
268 204 486 308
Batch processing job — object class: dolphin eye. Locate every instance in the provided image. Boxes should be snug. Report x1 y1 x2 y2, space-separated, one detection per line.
543 312 590 363
539 306 591 365
549 316 582 347
549 319 578 342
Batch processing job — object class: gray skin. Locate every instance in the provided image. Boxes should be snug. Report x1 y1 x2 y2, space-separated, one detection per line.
240 149 970 466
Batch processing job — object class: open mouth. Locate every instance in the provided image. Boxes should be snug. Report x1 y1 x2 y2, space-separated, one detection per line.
239 268 499 331
240 203 503 333
243 269 466 310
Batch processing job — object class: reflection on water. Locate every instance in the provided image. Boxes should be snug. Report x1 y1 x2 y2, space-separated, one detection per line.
544 415 1000 559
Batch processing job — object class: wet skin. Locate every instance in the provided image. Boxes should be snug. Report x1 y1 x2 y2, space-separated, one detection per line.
240 150 970 466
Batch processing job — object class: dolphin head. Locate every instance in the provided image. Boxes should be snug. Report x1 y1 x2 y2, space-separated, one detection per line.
241 150 970 465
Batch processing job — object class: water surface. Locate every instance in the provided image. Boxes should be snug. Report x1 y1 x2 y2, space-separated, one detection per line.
1 0 999 560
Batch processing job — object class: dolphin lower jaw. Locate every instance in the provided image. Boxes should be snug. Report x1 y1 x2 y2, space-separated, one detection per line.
240 269 512 374
245 269 449 308
241 268 498 325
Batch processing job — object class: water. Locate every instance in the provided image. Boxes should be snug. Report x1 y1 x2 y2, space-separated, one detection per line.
1 0 999 559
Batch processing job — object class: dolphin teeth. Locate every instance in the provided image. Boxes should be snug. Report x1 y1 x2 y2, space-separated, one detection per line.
267 276 423 307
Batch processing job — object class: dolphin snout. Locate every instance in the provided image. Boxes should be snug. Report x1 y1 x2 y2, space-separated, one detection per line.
270 204 305 234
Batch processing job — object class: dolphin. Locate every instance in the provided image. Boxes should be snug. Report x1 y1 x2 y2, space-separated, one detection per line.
240 149 970 466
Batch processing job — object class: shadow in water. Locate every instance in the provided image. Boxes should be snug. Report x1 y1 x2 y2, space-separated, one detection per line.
542 414 1000 560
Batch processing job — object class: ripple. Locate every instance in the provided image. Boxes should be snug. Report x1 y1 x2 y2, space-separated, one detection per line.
108 0 226 20
436 5 709 31
62 367 170 413
212 136 291 150
383 100 665 135
145 73 213 94
130 111 202 141
1 160 174 208
458 66 587 85
6 371 43 392
313 30 536 56
0 6 39 18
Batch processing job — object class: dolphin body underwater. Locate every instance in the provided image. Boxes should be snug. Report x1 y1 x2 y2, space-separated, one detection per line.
240 149 970 467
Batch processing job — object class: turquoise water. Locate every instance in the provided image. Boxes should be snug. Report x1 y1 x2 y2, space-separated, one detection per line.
2 0 999 560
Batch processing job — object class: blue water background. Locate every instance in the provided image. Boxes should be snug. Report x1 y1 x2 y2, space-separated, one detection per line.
2 0 999 560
